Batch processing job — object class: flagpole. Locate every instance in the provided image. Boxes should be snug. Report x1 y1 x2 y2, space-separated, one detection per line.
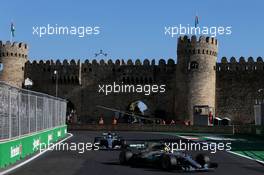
195 12 198 28
10 31 12 42
10 21 12 42
195 12 199 37
10 22 15 42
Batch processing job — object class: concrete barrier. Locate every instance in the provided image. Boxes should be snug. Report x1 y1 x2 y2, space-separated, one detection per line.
68 124 264 135
0 125 67 168
234 125 264 135
68 124 233 134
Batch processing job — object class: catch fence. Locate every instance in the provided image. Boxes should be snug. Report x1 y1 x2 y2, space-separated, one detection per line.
0 81 67 140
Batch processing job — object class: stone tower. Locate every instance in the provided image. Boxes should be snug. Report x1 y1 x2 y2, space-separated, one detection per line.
0 41 28 88
175 35 218 124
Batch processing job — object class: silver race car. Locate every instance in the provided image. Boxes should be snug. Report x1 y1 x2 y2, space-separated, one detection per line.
119 142 218 172
94 132 125 149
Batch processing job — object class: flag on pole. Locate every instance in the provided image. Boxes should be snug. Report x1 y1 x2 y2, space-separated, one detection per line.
195 15 199 28
10 22 15 38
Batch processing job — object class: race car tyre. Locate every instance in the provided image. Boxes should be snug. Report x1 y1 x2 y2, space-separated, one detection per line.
209 162 218 168
161 154 177 170
195 154 210 168
120 139 126 148
93 137 101 150
100 139 108 148
94 137 100 144
119 150 133 165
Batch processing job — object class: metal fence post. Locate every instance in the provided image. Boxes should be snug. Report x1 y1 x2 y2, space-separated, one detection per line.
8 89 11 139
28 93 30 133
18 92 20 137
42 97 44 130
55 99 57 127
35 96 37 132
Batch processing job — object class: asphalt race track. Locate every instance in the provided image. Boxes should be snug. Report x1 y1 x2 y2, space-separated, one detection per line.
9 131 264 175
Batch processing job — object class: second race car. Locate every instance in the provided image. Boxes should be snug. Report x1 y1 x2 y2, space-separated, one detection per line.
94 132 125 150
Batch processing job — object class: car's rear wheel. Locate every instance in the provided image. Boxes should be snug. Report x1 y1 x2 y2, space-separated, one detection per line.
119 150 133 165
161 154 177 170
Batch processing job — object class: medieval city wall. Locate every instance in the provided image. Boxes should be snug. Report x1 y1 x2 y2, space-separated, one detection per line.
216 56 264 124
24 59 176 122
1 39 263 124
23 56 264 123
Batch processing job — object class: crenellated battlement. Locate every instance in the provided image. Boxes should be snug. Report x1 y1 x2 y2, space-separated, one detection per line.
178 35 218 45
81 58 175 66
219 56 263 63
26 59 81 66
0 41 28 59
26 58 176 67
217 56 264 71
177 35 218 57
25 56 264 73
24 58 177 86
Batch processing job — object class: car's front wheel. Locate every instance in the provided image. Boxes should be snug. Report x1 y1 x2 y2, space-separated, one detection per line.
161 154 177 170
119 150 133 165
195 154 210 168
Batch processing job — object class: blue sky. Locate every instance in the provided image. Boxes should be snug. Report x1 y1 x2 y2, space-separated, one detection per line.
0 0 263 62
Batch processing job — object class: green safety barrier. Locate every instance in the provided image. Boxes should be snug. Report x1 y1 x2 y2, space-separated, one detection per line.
0 125 67 168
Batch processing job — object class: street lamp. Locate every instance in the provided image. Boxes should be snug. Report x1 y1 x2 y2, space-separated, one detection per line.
54 70 58 97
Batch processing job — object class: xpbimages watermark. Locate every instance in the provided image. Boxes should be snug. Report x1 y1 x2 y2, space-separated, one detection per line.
32 24 100 38
98 82 166 96
34 141 100 154
164 140 232 154
164 24 232 37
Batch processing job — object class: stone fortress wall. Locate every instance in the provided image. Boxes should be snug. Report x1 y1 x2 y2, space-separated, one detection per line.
216 56 264 124
0 36 262 124
23 58 177 123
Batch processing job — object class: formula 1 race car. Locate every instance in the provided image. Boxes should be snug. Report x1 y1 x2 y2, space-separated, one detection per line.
119 142 218 172
94 132 125 149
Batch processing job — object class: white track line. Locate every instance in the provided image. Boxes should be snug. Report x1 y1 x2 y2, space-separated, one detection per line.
0 133 73 175
227 151 264 165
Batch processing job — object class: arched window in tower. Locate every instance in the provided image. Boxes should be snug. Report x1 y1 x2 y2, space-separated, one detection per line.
0 63 3 72
190 61 199 70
